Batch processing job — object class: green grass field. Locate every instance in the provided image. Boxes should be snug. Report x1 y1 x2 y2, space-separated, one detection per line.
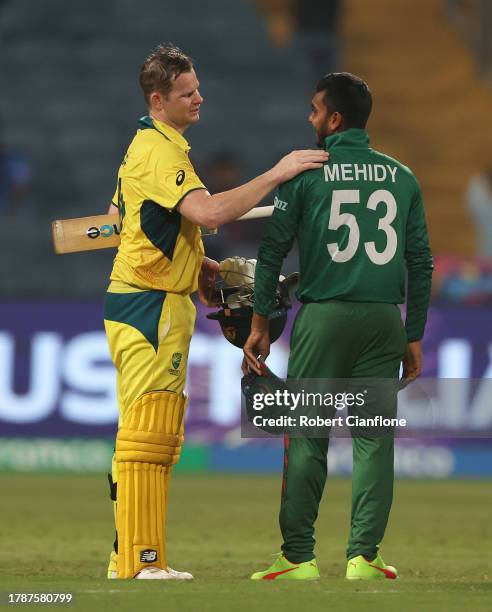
1 474 491 611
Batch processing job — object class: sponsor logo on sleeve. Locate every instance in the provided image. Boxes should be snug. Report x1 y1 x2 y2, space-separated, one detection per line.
176 170 185 186
274 195 288 211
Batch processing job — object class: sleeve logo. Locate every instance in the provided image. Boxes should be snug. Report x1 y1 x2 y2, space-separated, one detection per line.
176 170 185 186
274 195 288 211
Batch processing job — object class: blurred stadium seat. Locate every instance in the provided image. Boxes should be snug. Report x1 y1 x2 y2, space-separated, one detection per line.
0 0 315 296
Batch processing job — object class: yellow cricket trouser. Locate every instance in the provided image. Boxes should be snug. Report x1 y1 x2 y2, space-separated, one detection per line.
104 284 196 578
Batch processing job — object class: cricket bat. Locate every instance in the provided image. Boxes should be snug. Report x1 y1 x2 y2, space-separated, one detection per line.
52 206 274 254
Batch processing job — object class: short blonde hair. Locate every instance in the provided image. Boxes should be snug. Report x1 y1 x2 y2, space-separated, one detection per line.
139 43 193 104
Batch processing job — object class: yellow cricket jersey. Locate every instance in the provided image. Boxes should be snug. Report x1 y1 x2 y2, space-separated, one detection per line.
110 115 206 293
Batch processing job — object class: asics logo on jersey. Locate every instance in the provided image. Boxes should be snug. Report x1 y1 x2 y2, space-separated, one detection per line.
176 170 185 186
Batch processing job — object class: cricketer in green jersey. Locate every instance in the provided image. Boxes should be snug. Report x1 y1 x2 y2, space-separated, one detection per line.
243 72 433 581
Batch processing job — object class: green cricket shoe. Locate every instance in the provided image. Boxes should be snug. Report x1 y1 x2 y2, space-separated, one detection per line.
346 553 398 580
251 553 320 581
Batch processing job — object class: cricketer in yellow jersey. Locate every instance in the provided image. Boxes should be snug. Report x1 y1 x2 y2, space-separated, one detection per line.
103 43 329 580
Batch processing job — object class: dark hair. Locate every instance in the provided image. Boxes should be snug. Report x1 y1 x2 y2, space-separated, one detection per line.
139 43 193 105
316 72 372 129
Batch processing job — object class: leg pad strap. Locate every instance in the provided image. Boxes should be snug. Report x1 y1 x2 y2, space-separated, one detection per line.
116 391 186 465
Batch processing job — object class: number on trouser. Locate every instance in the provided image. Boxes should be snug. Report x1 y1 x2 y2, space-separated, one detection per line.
327 189 397 265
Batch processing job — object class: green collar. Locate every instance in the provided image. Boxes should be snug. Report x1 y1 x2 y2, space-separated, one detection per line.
324 128 370 151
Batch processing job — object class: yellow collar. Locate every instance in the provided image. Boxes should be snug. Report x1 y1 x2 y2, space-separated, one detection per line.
149 116 191 153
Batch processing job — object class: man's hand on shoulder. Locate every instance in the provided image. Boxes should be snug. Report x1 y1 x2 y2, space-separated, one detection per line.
271 149 329 184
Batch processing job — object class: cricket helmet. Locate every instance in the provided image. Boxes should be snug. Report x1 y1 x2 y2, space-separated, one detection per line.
206 256 298 348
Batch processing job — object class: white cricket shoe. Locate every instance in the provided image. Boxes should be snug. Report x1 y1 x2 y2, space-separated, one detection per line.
165 567 194 580
109 566 194 580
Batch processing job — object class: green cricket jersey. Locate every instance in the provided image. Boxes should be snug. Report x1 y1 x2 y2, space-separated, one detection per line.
254 129 433 341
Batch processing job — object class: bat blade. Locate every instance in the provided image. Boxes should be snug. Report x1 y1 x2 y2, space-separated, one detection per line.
52 205 274 255
52 214 121 254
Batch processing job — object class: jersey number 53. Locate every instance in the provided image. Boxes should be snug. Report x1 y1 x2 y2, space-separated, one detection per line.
327 189 397 266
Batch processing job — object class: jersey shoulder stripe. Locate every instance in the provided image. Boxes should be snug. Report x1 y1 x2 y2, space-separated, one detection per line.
368 149 416 181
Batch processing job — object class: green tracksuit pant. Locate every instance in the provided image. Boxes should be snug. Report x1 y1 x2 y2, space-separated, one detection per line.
280 301 407 563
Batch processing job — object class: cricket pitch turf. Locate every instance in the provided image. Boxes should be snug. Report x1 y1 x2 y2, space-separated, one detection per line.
1 474 490 611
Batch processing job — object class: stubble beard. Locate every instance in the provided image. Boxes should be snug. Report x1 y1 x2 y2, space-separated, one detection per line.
187 108 200 125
